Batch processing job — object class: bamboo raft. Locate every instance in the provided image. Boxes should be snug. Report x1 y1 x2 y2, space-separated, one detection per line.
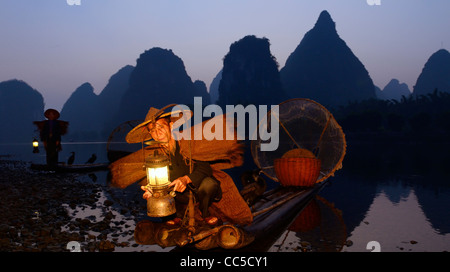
242 181 328 250
134 181 328 251
30 163 109 173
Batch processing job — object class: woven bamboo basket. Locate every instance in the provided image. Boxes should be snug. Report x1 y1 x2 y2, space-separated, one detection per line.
273 148 321 187
274 157 321 187
274 148 321 187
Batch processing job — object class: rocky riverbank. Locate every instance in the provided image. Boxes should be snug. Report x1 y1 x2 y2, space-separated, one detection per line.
0 160 157 252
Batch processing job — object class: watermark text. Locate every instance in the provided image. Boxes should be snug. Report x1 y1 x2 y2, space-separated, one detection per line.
367 0 381 6
170 97 279 151
67 0 81 6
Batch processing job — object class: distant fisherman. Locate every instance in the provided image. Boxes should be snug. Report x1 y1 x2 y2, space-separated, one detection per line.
33 109 69 168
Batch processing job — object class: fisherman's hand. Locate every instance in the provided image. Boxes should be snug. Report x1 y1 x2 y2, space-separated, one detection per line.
141 186 153 200
170 176 192 193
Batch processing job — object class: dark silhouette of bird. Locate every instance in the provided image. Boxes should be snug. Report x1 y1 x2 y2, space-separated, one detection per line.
85 153 97 164
239 169 267 206
88 173 97 182
67 152 75 165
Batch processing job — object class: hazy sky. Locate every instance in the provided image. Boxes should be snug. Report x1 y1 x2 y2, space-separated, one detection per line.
1 0 449 111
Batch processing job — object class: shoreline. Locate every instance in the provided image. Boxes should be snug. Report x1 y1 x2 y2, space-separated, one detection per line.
0 159 154 252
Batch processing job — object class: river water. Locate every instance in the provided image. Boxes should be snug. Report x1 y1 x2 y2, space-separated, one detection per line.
1 140 449 252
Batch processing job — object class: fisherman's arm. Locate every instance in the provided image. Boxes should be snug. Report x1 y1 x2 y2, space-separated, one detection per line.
169 160 212 193
187 160 212 188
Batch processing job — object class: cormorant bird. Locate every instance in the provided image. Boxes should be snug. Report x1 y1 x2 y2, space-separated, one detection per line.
67 152 75 165
86 153 97 164
239 169 267 206
88 173 97 182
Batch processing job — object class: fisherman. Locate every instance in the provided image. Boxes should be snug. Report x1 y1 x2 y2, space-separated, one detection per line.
110 104 253 226
125 106 222 226
34 109 68 168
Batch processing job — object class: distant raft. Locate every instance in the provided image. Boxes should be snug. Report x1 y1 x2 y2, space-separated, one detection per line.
30 162 109 173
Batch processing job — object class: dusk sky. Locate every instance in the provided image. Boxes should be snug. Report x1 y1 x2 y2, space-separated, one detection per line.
1 0 449 111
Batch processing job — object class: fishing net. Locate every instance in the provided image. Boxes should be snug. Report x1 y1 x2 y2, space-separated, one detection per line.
251 98 346 184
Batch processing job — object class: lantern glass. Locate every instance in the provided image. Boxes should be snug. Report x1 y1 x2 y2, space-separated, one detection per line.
146 165 170 187
145 150 170 188
32 138 39 153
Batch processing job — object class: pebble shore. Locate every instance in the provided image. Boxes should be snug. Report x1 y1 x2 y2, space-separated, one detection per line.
0 160 160 252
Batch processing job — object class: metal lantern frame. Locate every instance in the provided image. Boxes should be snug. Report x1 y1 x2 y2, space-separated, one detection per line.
143 148 176 218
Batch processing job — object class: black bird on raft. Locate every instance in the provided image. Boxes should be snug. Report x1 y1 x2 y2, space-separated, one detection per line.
85 153 97 164
88 173 97 182
67 152 75 165
240 169 267 206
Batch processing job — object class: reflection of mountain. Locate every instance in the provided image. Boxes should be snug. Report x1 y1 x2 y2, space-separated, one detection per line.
345 189 450 252
325 142 450 238
413 49 450 96
280 10 376 108
320 141 450 239
319 170 378 235
378 181 412 205
415 182 450 234
0 79 44 142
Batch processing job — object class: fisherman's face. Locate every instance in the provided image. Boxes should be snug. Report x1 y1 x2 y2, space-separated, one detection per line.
147 118 172 143
47 112 57 120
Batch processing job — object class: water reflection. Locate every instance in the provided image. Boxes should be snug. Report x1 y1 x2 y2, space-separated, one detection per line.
269 196 347 252
2 141 450 252
270 173 450 252
346 185 450 252
317 142 450 252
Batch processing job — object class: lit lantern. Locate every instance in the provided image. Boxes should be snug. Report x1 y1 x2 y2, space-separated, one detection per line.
145 153 170 187
144 150 176 217
32 138 39 153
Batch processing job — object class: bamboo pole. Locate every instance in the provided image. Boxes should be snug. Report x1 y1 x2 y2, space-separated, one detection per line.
178 227 221 247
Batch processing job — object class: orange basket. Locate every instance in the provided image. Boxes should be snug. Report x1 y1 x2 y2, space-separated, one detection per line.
274 157 321 187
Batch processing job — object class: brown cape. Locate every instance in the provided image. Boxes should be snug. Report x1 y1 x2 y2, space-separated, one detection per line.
33 120 69 136
109 114 253 225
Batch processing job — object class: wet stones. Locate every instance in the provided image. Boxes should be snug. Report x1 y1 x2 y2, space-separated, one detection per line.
103 199 114 207
0 160 145 252
98 240 115 252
